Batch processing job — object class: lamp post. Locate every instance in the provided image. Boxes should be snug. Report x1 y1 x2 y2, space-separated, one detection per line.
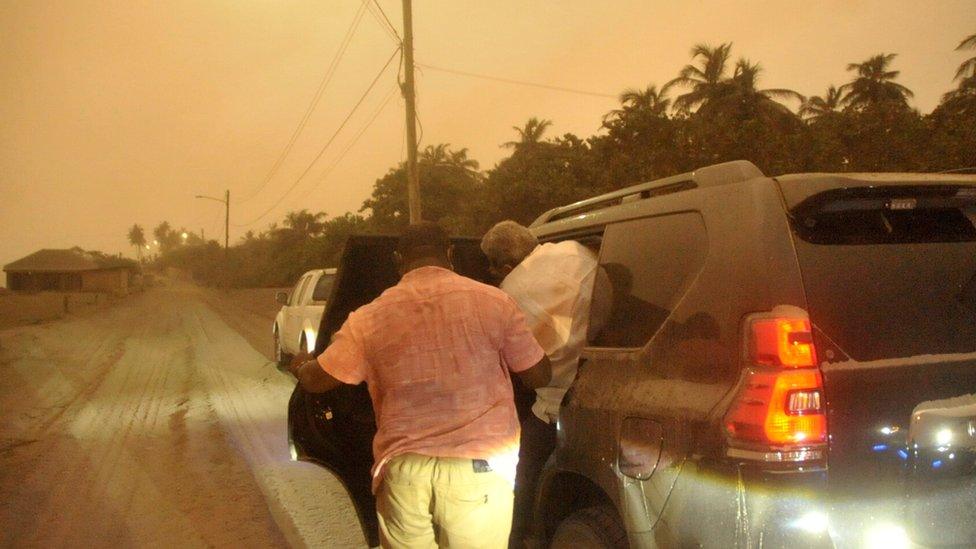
195 190 230 286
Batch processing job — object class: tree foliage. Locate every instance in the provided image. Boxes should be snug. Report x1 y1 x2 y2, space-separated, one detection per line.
146 38 976 288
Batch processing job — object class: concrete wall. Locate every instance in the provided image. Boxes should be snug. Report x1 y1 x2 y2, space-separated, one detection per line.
80 269 129 294
0 292 109 329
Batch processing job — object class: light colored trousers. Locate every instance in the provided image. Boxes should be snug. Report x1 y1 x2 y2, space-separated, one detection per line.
377 453 514 549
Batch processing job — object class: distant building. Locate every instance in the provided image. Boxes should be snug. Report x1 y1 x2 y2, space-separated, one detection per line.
3 248 138 294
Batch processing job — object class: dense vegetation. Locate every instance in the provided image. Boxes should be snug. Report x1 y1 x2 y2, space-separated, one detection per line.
138 40 976 288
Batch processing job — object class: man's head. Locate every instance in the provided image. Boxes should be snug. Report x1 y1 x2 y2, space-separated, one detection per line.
480 220 539 281
396 221 453 274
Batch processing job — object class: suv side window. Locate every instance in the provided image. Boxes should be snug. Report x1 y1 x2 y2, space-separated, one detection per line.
592 212 708 348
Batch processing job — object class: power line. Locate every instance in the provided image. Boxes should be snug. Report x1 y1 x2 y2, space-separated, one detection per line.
237 3 369 204
370 0 400 40
363 0 400 42
415 62 618 99
304 83 399 197
235 46 402 227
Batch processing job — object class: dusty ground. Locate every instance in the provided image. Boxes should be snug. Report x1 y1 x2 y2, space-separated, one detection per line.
0 282 367 548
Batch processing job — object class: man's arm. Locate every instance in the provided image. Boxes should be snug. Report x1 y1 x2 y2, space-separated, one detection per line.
288 352 346 393
516 354 552 390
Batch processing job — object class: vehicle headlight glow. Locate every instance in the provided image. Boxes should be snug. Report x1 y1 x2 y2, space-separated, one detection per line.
864 522 908 549
790 511 829 534
936 428 953 446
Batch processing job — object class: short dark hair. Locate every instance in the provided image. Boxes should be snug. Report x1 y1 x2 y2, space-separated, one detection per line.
397 221 451 263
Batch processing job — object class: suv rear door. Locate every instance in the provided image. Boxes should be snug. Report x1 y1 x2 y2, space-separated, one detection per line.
287 234 491 547
779 176 976 547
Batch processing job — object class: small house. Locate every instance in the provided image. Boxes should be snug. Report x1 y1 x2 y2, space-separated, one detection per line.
3 248 138 294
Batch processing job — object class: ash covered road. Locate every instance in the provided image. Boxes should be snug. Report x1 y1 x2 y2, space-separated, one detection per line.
0 283 367 548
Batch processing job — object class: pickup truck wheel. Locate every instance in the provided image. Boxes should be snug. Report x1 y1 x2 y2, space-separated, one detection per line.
550 506 627 549
274 328 292 369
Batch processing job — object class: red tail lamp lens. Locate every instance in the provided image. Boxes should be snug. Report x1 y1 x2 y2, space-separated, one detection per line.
724 370 827 445
751 318 817 368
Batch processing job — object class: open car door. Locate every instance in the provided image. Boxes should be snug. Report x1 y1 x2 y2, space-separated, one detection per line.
287 234 491 547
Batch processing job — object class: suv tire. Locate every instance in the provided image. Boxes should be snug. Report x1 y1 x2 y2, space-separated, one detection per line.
550 505 627 549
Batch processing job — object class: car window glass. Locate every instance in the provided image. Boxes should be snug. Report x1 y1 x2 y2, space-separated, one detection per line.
592 212 708 348
290 276 310 306
312 273 336 301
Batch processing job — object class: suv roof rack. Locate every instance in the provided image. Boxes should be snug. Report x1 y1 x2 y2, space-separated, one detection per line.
529 160 764 227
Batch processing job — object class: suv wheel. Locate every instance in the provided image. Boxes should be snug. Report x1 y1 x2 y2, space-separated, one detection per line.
550 506 627 549
274 327 291 369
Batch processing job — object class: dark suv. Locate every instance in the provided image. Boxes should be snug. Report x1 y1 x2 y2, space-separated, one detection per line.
289 161 976 548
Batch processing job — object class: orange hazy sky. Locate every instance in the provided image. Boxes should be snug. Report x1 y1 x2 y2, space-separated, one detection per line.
2 1 975 284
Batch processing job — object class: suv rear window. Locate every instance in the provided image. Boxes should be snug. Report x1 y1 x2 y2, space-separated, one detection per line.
312 273 336 301
789 186 976 361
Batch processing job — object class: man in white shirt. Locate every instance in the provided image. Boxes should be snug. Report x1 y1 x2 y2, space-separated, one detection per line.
480 220 600 548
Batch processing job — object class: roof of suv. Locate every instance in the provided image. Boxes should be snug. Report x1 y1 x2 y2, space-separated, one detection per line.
530 160 765 229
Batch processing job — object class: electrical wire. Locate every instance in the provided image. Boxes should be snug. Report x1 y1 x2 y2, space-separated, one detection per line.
415 62 618 99
305 83 399 195
370 0 400 40
234 46 402 227
236 3 369 204
363 0 400 43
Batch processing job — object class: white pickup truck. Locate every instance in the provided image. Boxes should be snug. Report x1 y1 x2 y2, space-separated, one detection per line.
273 268 336 367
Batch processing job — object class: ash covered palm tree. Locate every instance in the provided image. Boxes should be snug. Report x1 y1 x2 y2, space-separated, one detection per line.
693 59 803 125
283 209 327 239
954 32 976 82
800 85 844 121
605 85 671 123
665 42 734 113
127 224 146 261
503 117 552 149
840 53 914 108
420 144 480 175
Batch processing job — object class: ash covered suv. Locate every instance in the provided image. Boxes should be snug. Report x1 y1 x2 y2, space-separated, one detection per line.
288 162 976 548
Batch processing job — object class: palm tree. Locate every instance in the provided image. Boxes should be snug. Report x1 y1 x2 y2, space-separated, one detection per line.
728 59 804 106
840 53 914 108
954 32 976 82
503 117 552 149
127 224 146 261
694 59 803 124
604 85 671 123
800 85 843 122
283 209 327 238
419 144 480 175
665 42 734 113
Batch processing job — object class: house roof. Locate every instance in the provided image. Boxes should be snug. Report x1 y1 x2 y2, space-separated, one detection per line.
3 248 135 273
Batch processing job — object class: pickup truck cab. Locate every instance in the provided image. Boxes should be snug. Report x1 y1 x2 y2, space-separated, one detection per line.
273 268 336 367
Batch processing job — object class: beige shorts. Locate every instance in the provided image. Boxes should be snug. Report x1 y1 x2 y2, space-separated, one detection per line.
376 453 515 549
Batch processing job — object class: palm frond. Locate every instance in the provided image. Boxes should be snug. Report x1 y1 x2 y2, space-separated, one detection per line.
955 57 976 81
957 33 976 50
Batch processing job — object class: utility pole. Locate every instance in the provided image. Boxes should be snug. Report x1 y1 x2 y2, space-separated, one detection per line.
402 0 422 223
224 189 230 253
194 190 231 287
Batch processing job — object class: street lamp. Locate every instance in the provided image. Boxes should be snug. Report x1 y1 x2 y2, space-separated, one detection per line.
194 190 229 253
195 190 230 287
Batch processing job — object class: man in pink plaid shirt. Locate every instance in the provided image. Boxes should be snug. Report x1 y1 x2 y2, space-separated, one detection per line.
290 221 551 549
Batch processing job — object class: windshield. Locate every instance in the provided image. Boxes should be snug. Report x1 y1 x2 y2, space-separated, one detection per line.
789 187 976 362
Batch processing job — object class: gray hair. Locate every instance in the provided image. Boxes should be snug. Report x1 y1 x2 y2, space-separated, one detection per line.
480 220 538 267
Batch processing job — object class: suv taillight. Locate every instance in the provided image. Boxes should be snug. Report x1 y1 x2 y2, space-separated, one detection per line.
724 310 827 462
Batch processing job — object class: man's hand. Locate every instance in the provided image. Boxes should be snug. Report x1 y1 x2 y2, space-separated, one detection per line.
287 351 314 378
288 351 346 394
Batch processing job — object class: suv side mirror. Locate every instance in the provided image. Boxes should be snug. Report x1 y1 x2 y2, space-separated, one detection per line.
276 291 289 305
